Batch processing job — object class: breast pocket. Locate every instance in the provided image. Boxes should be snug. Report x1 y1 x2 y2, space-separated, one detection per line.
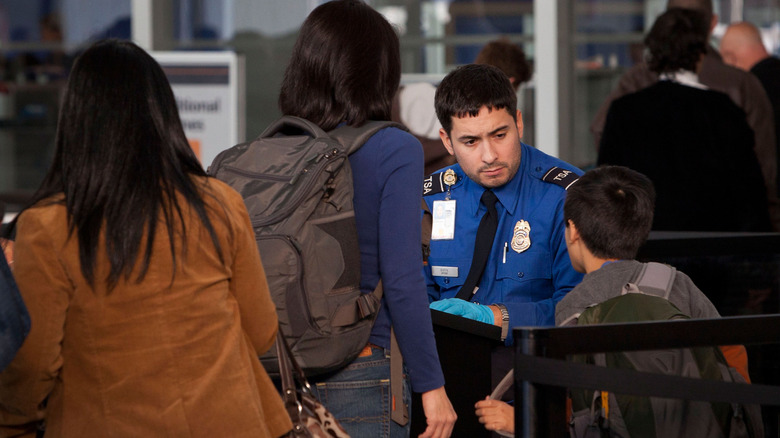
497 250 553 300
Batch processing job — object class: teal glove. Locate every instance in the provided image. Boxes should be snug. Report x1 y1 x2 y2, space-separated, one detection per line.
430 298 495 324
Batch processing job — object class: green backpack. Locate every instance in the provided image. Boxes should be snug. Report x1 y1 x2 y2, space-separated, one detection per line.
569 263 763 438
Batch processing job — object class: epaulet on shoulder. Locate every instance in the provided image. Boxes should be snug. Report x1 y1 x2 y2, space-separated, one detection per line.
423 169 458 196
542 167 579 190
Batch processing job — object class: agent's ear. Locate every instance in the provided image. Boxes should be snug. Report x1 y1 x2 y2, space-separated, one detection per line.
439 128 455 156
516 110 524 139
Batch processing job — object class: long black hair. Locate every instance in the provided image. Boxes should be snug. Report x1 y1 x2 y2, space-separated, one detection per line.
278 0 401 131
10 39 222 290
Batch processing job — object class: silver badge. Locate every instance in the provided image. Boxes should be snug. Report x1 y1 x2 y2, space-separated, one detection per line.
511 220 531 253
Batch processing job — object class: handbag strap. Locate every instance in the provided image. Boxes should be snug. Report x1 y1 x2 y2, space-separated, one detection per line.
390 327 408 426
276 330 314 418
276 313 409 428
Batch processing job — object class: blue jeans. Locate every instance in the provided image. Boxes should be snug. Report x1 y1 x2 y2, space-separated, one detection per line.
309 346 411 438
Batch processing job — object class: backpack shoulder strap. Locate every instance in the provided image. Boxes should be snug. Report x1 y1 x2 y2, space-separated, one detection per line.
328 121 406 155
421 198 432 263
260 115 330 140
622 262 677 299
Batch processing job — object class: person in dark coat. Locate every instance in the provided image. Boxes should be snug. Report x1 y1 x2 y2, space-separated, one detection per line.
597 8 771 232
590 0 780 230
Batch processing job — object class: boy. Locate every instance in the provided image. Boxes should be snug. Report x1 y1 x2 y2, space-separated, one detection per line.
475 165 748 436
555 165 728 325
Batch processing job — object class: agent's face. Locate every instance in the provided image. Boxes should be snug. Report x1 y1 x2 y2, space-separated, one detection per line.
439 106 523 188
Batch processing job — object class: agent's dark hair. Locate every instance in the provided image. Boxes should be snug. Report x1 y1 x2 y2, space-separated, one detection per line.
474 38 532 90
435 64 517 135
645 8 710 74
564 166 656 260
9 39 221 290
278 0 400 131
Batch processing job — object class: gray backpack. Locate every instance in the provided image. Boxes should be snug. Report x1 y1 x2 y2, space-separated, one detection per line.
209 116 400 376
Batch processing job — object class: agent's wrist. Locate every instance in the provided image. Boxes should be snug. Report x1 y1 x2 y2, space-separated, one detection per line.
490 304 509 341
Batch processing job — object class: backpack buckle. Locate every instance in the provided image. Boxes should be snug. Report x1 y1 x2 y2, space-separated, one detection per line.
356 294 379 319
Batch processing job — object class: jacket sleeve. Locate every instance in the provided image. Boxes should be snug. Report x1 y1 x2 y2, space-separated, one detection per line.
590 63 657 149
378 130 445 393
0 212 69 438
597 99 628 166
699 54 780 230
741 74 780 230
224 190 278 356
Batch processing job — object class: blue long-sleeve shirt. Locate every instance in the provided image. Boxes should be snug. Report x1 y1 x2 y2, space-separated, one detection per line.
350 126 445 394
424 143 584 344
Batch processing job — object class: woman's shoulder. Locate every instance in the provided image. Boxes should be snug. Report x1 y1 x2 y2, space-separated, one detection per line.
365 125 424 161
192 175 252 226
20 194 66 223
14 194 68 243
374 125 420 146
194 175 245 206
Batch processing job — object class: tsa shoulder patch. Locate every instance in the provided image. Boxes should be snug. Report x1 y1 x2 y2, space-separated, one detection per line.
542 167 579 190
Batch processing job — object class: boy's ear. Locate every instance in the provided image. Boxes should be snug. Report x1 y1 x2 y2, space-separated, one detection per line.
566 220 580 243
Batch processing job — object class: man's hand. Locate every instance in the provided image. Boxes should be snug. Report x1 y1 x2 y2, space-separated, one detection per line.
419 386 457 438
430 298 494 324
475 396 515 435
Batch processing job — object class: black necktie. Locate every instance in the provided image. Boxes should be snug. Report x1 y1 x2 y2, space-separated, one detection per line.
456 190 499 301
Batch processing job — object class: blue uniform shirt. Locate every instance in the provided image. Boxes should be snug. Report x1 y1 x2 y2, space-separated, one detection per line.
423 143 584 344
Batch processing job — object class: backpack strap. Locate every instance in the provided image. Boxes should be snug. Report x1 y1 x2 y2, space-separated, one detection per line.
331 280 383 327
332 281 409 426
328 121 406 155
260 115 331 140
621 262 676 299
421 199 432 263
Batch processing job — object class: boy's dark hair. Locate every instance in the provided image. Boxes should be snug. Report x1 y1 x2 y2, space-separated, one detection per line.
278 0 400 131
474 38 532 90
564 166 656 260
645 8 710 74
434 64 517 135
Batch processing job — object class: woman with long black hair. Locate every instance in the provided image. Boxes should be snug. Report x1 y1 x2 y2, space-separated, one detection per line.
0 40 291 437
279 2 456 437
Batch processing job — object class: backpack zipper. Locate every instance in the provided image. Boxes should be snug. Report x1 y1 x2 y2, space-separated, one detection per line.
251 149 343 227
220 165 293 182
